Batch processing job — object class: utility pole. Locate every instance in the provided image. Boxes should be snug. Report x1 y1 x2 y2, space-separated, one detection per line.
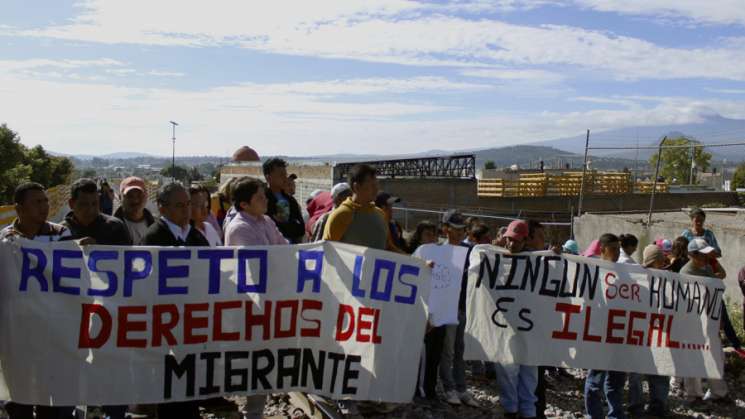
577 129 591 218
170 121 178 182
689 142 695 185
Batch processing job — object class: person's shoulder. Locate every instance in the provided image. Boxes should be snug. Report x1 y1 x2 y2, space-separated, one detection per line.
100 213 125 227
187 227 209 246
371 205 387 219
144 218 167 235
328 203 353 220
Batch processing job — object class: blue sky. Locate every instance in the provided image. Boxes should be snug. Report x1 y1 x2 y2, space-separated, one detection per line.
2 0 745 157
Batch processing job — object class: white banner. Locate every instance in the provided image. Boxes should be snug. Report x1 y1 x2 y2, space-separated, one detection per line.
464 246 725 379
413 244 468 327
0 240 430 406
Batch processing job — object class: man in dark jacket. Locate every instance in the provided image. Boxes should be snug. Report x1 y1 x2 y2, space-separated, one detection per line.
142 182 208 247
62 178 131 245
113 176 155 244
141 182 207 419
61 178 130 419
263 157 305 243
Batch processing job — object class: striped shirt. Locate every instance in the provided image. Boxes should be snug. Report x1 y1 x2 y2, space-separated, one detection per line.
0 219 71 242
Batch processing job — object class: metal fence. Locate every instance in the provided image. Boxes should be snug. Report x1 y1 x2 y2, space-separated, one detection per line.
392 206 571 231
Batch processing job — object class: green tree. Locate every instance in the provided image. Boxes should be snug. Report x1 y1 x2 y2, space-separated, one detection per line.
484 160 496 170
648 137 711 185
161 165 191 183
732 162 745 191
0 124 74 204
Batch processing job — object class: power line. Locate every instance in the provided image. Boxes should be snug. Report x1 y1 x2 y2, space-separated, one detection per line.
587 140 745 151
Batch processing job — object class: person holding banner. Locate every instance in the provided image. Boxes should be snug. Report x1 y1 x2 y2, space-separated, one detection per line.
322 164 401 416
627 245 671 418
113 176 155 245
141 182 209 418
63 179 133 419
225 178 288 247
190 185 223 247
0 182 70 243
61 178 132 246
584 233 627 419
494 219 540 419
0 182 75 419
437 210 479 407
412 212 469 406
680 238 733 404
323 164 398 253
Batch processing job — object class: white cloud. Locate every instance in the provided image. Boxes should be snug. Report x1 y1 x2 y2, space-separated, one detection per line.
0 58 124 71
706 88 745 95
239 76 491 95
461 68 564 83
10 1 745 82
147 70 186 77
3 68 744 157
573 1 745 27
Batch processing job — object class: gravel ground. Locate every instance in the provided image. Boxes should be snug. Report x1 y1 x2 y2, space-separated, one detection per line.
2 353 743 418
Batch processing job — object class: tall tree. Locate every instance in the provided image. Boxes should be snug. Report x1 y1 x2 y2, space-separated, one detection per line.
0 124 74 204
648 137 711 184
731 162 745 191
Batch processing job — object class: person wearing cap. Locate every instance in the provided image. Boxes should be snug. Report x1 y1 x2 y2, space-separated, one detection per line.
492 219 538 419
681 208 721 257
627 245 671 417
114 176 155 244
584 234 627 419
311 183 351 242
375 191 407 252
435 210 480 407
562 240 579 255
680 238 734 404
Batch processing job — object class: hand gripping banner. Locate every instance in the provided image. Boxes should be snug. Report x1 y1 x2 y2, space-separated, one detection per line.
0 240 430 406
464 246 725 379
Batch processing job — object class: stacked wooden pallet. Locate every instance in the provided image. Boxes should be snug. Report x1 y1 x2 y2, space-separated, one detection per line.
635 181 669 193
546 172 589 196
477 178 521 197
478 171 646 197
518 173 547 197
593 172 631 194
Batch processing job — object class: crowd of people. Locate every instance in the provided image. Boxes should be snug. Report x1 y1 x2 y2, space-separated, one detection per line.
1 158 744 419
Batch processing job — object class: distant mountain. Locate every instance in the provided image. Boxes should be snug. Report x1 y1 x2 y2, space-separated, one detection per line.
54 151 159 160
532 114 745 162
